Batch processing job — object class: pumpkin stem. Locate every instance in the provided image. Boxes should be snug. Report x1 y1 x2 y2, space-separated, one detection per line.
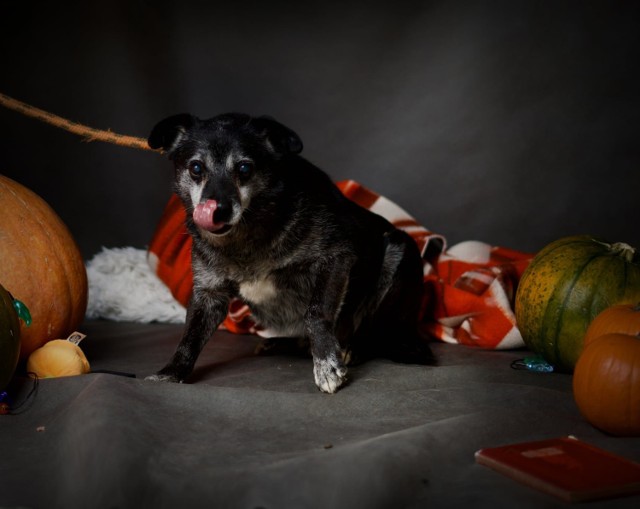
609 242 636 263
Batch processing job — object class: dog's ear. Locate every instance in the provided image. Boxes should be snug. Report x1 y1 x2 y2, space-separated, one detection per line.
148 114 196 154
253 116 303 155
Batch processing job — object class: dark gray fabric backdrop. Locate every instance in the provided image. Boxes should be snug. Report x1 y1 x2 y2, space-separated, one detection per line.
1 0 639 259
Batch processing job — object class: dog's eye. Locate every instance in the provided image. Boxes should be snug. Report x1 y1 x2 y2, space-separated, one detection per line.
188 161 205 180
236 161 254 179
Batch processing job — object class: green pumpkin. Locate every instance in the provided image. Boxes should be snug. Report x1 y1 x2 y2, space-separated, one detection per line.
0 283 21 391
515 235 640 372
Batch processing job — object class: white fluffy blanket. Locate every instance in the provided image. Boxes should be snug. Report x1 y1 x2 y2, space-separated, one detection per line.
86 247 186 323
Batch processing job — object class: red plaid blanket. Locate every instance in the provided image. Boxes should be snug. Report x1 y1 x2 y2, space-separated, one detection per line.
148 181 533 349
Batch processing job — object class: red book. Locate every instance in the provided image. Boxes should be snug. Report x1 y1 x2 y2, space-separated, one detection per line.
475 436 640 503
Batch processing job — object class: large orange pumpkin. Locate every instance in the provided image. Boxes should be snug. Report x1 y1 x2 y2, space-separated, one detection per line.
573 332 640 436
583 303 640 348
515 235 640 372
0 175 87 359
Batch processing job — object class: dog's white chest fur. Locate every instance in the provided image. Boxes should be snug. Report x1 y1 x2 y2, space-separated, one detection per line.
239 277 277 305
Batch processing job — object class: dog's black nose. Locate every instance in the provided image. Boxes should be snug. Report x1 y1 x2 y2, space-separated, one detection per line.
213 201 233 224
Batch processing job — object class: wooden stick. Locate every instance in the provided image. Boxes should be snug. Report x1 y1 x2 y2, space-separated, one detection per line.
0 92 156 151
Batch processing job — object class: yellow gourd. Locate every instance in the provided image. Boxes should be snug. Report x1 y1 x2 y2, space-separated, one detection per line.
27 339 90 378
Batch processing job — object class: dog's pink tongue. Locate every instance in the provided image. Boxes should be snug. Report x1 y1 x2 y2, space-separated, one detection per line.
193 200 225 231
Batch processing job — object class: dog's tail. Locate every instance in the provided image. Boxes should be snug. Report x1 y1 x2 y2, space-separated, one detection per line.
346 321 436 367
372 323 437 366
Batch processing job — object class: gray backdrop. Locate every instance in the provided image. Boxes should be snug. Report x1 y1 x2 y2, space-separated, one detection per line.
1 0 639 259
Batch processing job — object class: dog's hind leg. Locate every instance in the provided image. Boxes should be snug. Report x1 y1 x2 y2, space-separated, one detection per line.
368 230 434 365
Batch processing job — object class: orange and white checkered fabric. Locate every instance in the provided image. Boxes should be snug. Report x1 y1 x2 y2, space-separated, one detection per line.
147 180 533 349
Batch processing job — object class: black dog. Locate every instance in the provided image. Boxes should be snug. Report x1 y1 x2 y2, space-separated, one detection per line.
146 113 431 392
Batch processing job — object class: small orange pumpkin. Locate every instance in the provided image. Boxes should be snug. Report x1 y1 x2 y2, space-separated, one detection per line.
573 332 640 436
583 303 640 348
0 175 87 359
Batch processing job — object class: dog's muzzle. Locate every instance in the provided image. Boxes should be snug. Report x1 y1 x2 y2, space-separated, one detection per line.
193 200 229 233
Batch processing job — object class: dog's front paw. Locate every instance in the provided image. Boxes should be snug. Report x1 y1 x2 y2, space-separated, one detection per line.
313 355 347 394
145 373 182 383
